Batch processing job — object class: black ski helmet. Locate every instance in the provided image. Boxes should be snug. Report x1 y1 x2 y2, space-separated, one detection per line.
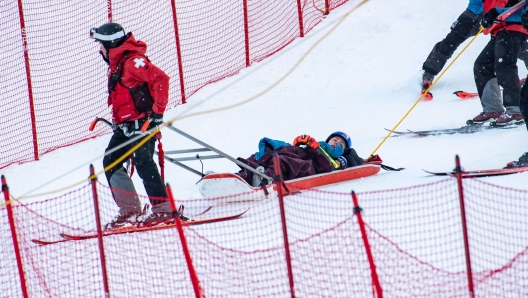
90 23 127 50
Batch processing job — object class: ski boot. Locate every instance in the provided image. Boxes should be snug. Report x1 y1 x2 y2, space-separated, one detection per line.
466 111 503 126
251 166 266 187
490 112 525 127
505 152 528 168
138 204 189 227
105 212 141 230
421 72 434 100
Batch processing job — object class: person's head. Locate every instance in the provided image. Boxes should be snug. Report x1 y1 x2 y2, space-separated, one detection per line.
326 131 351 152
90 23 128 57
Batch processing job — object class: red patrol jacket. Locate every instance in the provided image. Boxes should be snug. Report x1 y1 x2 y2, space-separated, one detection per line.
106 33 169 125
485 0 528 35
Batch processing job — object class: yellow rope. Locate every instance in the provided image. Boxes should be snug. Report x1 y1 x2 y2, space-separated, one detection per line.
369 27 484 157
3 0 370 206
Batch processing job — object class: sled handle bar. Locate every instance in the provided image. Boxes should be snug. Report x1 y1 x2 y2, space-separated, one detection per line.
166 125 274 182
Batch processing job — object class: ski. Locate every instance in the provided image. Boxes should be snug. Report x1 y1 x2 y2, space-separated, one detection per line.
423 167 528 178
31 238 69 245
421 91 433 100
454 80 525 99
59 208 250 242
384 127 489 136
453 91 478 99
31 207 245 245
385 123 521 137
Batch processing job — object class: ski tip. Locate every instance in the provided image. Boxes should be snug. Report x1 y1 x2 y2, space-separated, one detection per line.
32 238 64 245
194 206 213 217
32 239 48 245
422 169 449 176
422 92 433 101
384 128 409 135
453 91 478 99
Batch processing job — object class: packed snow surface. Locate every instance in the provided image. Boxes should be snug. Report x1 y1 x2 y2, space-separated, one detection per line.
3 0 528 203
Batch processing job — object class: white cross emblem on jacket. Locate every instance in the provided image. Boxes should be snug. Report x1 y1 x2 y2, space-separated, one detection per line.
134 58 145 68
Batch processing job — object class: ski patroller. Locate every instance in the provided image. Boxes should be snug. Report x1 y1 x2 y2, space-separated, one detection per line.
31 208 249 245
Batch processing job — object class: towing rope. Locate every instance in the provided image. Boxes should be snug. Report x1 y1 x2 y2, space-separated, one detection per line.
369 27 484 157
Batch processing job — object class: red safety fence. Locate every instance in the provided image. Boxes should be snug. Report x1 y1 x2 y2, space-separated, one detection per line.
2 171 528 297
0 0 350 170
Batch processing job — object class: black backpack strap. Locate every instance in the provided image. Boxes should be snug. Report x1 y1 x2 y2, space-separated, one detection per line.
107 51 129 93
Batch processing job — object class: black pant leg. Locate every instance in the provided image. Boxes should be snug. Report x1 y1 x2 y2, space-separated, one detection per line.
131 134 167 205
103 129 142 213
423 10 481 75
494 31 527 110
474 37 497 99
520 81 528 130
103 129 132 185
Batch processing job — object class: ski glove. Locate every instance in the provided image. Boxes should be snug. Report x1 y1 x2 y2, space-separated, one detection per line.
151 113 163 126
522 10 528 31
293 134 319 150
481 8 499 29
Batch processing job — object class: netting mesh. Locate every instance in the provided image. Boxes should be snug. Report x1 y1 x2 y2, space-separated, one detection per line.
1 0 351 169
1 1 35 168
2 176 528 296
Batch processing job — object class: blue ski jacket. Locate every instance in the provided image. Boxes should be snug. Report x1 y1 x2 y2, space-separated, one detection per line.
253 138 344 160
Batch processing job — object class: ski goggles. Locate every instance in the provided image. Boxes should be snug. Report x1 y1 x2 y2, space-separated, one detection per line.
89 28 125 41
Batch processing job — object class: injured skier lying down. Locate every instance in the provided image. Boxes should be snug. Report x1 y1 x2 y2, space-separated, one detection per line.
236 131 372 187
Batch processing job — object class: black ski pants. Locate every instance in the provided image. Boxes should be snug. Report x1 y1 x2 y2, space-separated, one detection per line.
520 81 528 131
103 125 166 207
423 9 482 75
474 30 528 112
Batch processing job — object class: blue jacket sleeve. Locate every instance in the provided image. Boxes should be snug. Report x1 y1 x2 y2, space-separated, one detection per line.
254 138 291 160
467 0 484 15
318 142 344 159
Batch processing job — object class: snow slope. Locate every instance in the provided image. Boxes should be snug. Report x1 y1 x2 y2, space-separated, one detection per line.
2 0 528 202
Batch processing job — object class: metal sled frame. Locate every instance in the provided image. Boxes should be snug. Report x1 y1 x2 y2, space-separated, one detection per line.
159 125 273 183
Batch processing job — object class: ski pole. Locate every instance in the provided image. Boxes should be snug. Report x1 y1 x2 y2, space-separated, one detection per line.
369 26 484 157
314 144 340 169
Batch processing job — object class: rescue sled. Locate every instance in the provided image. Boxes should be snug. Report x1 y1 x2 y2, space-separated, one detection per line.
157 125 386 200
197 164 381 199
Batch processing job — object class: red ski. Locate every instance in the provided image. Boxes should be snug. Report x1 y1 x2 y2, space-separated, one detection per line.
422 91 433 101
32 208 248 245
453 91 478 99
453 78 526 99
31 238 69 245
423 167 528 178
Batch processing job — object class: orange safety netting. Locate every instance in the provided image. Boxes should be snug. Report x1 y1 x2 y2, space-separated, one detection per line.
2 177 528 296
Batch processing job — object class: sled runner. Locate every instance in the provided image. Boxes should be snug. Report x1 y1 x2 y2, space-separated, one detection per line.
197 164 381 199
